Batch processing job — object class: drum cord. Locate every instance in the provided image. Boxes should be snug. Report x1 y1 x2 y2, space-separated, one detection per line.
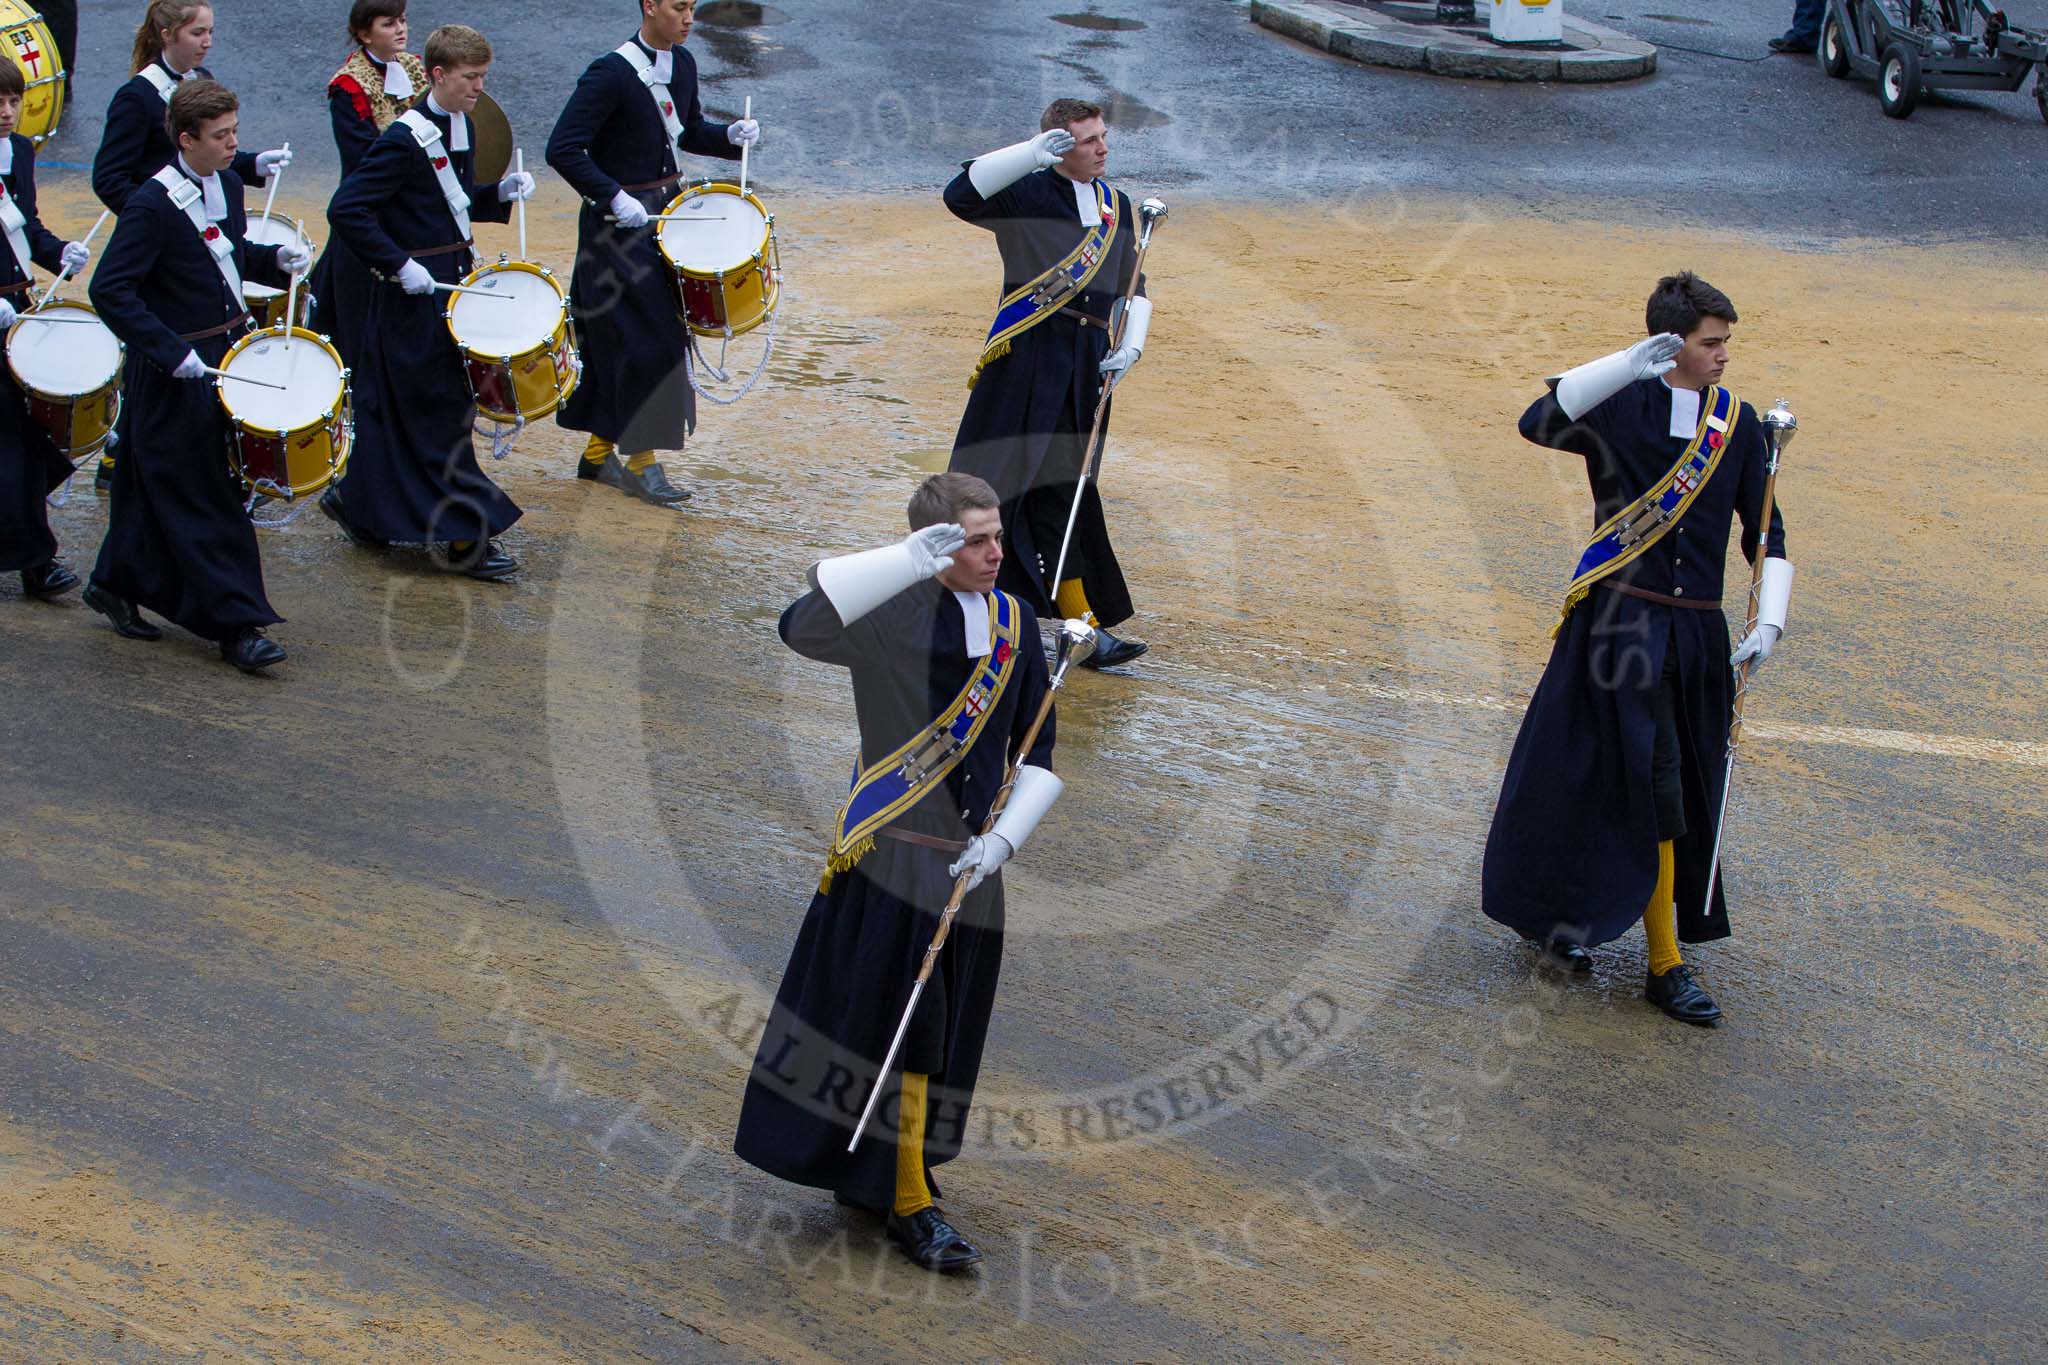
246 486 319 528
474 413 527 461
686 313 776 406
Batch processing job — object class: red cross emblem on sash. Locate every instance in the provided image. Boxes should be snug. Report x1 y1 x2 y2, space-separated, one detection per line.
12 34 42 79
963 687 988 719
1673 465 1698 496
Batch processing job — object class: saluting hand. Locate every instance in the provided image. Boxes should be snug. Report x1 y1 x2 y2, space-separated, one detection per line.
172 350 207 380
905 523 966 580
256 147 293 178
726 118 760 148
607 190 650 229
1031 128 1076 168
1629 332 1685 381
59 241 90 276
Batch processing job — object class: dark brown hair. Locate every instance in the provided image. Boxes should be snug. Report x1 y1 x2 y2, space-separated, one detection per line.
908 472 1000 530
1041 97 1103 132
1646 271 1738 338
166 76 236 145
348 0 407 45
0 56 24 99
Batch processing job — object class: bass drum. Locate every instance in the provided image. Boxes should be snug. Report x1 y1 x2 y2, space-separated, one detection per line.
0 1 65 145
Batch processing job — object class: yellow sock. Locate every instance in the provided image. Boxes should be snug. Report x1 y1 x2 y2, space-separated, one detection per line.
892 1072 932 1217
623 449 658 474
580 434 615 466
1053 577 1096 625
1644 840 1681 977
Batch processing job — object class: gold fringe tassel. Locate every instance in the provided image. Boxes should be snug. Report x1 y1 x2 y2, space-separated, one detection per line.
967 339 1010 390
1549 583 1592 640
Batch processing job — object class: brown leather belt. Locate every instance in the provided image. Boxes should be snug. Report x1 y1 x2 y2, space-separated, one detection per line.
405 240 474 260
1058 307 1108 330
1601 580 1720 610
879 827 970 855
0 280 32 298
620 172 684 194
180 310 254 342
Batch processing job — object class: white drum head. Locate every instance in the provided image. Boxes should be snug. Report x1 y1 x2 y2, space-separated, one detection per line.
660 192 769 275
219 333 344 431
8 303 123 397
448 267 562 356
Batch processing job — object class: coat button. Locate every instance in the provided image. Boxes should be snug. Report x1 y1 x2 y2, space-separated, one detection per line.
1673 586 1685 597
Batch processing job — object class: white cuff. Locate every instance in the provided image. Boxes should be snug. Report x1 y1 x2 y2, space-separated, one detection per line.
1116 295 1152 355
990 765 1063 858
809 543 920 627
1756 557 1794 634
967 140 1041 199
1550 349 1636 422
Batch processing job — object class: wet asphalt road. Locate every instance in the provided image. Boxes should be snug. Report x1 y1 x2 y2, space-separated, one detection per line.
41 0 2048 241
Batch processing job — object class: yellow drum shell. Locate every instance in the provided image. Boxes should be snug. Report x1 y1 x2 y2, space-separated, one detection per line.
6 300 123 458
216 325 353 501
0 0 65 145
655 182 781 339
443 258 579 424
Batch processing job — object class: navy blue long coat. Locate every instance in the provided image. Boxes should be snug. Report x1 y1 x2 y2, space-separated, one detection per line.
0 135 75 572
545 37 737 452
1482 378 1788 949
90 61 263 214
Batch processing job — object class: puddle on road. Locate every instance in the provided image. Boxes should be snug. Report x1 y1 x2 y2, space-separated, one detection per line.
1044 55 1172 130
695 1 793 25
1052 12 1148 32
891 446 952 474
693 1 815 78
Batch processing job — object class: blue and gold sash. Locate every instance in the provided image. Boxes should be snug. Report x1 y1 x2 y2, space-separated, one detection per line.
1553 385 1738 636
968 179 1119 390
823 591 1024 878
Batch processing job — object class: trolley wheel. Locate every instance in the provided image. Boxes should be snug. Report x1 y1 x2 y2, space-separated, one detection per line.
1879 42 1921 118
1820 14 1850 78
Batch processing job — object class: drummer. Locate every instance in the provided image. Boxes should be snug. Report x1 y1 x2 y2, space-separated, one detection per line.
90 1 291 492
545 0 757 506
0 56 92 602
319 24 533 579
82 78 307 672
309 0 427 368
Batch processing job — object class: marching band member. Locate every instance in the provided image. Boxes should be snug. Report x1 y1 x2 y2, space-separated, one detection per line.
308 0 427 368
545 0 755 506
319 24 532 578
943 98 1152 670
0 58 90 602
82 79 307 672
90 1 291 491
735 473 1062 1273
1482 272 1793 1027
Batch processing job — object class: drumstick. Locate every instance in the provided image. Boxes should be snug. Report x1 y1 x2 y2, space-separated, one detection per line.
203 365 288 390
739 95 752 197
259 139 290 227
430 282 513 299
284 218 304 354
515 148 527 261
33 208 112 310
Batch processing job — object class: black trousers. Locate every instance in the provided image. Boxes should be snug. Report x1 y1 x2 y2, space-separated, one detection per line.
1023 407 1092 591
1652 637 1688 841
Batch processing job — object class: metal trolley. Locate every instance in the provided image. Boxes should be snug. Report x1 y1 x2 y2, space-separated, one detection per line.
1820 1 2048 120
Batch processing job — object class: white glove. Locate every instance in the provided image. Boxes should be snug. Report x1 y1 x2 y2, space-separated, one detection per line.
1552 333 1684 421
396 259 435 295
809 523 966 626
607 189 649 229
498 171 536 203
256 147 292 178
0 299 15 330
726 118 760 147
948 833 1013 895
173 350 207 379
966 129 1076 198
1099 296 1153 377
59 241 89 275
1730 624 1780 674
276 242 312 275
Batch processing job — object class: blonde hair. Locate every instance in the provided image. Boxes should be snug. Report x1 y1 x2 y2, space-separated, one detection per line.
132 1 210 75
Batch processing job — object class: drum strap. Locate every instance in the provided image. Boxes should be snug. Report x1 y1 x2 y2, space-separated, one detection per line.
140 63 183 103
150 165 243 300
612 42 686 163
395 110 474 240
0 180 34 284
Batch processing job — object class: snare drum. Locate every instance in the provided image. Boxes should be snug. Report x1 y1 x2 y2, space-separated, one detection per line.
445 258 579 423
656 182 781 338
0 0 66 145
216 326 352 501
241 213 315 330
7 301 123 458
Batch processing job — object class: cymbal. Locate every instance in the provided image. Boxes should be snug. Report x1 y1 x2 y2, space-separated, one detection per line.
471 89 513 184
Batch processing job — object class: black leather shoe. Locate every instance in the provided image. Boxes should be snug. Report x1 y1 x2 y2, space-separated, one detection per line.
448 540 520 581
884 1206 982 1272
21 560 80 599
1767 35 1815 53
81 580 162 640
221 628 286 673
619 460 693 505
577 454 626 487
1534 937 1593 973
1079 627 1147 670
319 486 387 549
1645 964 1721 1026
94 462 113 493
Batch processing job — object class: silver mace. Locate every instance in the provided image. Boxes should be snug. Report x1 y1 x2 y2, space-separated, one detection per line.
846 617 1100 1153
1047 197 1168 596
1699 399 1795 923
